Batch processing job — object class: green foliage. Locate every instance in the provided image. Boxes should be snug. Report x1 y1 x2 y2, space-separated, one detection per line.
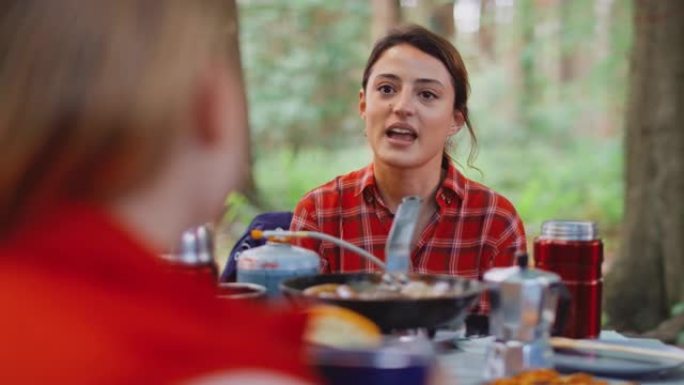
236 1 632 253
460 59 625 239
239 0 370 151
460 137 623 240
223 192 261 226
252 136 622 248
672 303 684 317
672 303 684 346
254 144 371 211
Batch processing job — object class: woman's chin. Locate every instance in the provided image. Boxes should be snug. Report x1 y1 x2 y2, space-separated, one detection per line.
375 151 425 170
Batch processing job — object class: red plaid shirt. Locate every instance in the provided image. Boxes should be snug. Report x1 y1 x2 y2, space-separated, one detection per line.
290 157 526 313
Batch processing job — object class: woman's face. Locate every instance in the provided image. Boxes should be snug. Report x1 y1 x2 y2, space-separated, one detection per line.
360 44 463 170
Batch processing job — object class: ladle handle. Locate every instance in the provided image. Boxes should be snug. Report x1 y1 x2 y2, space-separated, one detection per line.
385 196 422 274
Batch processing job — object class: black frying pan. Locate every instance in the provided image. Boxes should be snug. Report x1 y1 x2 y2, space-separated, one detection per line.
280 272 484 333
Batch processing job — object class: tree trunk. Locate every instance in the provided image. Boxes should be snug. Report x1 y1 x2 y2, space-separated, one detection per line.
224 0 256 200
594 0 615 64
605 0 684 332
371 0 401 43
478 0 496 61
558 0 576 82
517 0 536 127
430 2 455 40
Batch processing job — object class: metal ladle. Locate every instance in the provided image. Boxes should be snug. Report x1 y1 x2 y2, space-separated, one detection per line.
252 196 423 290
252 228 386 269
384 195 422 275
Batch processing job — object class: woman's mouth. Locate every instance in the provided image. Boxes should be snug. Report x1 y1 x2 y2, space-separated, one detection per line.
385 124 418 143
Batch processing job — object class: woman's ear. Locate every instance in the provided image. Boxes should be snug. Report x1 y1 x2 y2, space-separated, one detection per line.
449 110 465 135
358 88 366 119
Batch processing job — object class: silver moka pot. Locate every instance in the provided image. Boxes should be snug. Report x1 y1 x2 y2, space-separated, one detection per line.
483 254 565 380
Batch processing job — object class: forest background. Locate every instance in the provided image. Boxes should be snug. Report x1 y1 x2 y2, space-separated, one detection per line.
226 0 628 253
218 0 684 339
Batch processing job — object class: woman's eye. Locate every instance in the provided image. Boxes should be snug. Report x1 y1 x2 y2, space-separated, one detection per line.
419 91 437 100
377 85 395 95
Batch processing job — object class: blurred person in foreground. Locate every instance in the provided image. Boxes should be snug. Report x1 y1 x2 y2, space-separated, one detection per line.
291 25 526 315
0 0 316 384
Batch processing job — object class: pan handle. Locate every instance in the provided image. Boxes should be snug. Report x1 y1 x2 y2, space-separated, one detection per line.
465 314 490 337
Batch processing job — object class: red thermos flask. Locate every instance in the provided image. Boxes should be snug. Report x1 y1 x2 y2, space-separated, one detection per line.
534 220 603 339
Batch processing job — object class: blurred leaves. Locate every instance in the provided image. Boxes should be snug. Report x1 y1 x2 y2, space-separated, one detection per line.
235 0 633 253
240 0 370 153
254 144 371 211
672 303 684 317
223 192 261 226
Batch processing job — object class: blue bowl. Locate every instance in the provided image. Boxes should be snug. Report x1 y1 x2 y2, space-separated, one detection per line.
317 363 430 385
310 337 435 385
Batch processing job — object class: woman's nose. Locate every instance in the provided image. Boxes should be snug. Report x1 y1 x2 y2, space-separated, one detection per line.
391 90 415 117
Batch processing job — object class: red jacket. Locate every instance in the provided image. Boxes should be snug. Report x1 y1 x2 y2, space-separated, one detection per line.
0 203 317 384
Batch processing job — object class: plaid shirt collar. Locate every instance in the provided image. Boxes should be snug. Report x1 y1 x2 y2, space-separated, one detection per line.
355 155 466 206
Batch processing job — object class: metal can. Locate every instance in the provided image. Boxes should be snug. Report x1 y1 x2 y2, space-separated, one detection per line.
162 224 219 288
533 220 603 339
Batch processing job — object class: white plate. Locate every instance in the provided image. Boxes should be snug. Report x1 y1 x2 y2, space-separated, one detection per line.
553 338 684 378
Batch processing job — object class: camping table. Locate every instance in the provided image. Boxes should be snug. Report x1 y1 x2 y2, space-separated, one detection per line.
436 331 684 384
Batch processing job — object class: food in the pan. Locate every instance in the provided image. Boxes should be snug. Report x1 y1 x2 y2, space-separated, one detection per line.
302 279 462 300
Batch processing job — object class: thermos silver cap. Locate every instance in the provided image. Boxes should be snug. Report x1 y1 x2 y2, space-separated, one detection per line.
163 224 214 265
540 220 598 241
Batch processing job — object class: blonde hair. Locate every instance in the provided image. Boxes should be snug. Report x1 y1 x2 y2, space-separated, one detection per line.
0 0 230 231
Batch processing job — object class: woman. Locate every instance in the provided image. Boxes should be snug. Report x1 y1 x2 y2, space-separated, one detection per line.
0 1 314 384
291 25 526 312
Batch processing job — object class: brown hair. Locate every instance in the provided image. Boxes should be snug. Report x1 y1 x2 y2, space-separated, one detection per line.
361 24 478 167
0 0 230 231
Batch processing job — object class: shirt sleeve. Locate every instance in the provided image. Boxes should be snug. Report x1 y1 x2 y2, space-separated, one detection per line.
290 195 330 273
472 206 527 315
492 213 527 268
